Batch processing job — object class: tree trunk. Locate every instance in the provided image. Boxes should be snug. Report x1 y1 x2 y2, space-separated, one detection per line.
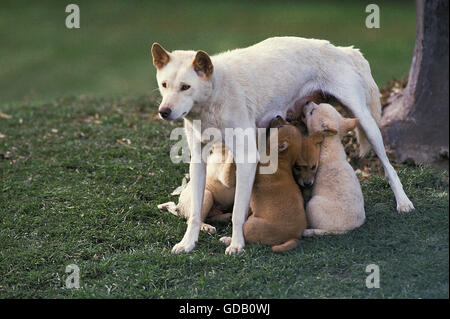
381 0 449 169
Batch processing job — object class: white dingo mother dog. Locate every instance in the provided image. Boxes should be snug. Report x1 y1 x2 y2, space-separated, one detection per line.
151 37 414 255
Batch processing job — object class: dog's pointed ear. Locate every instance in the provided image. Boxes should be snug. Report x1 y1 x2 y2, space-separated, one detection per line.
193 50 213 78
343 118 359 131
321 122 338 137
278 140 289 152
151 43 171 69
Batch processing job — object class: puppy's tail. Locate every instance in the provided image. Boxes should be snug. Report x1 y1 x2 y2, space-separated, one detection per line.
340 46 382 157
271 238 300 253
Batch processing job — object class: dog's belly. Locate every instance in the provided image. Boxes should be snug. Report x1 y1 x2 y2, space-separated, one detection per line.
255 95 305 128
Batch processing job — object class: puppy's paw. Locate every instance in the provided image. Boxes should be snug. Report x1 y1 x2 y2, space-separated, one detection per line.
201 223 216 234
225 242 245 255
396 199 415 213
219 236 232 246
171 240 196 254
302 229 315 237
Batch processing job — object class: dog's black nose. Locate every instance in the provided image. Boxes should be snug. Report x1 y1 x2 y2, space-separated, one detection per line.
304 181 313 187
159 107 172 119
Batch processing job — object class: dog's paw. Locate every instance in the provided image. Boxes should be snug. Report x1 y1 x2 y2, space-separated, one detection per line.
302 229 314 237
225 242 245 255
171 240 196 254
396 199 415 213
219 236 232 246
201 223 216 234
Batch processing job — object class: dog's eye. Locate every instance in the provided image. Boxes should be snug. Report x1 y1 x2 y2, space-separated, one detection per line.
162 82 167 88
180 84 191 91
311 164 316 170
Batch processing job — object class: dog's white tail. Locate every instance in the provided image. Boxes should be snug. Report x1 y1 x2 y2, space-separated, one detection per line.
340 46 382 157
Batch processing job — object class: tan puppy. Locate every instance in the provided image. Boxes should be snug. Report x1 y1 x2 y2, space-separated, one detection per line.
292 132 324 202
221 117 312 252
158 143 235 233
301 102 365 236
287 93 328 200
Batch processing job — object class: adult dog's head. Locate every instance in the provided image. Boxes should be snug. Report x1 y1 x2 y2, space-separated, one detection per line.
151 43 214 120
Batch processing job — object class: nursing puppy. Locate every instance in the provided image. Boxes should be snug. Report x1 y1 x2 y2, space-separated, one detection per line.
288 94 327 199
301 102 366 236
222 117 316 252
152 37 414 255
292 131 324 202
158 143 235 233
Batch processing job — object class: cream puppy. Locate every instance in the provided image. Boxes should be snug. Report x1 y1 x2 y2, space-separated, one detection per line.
302 102 365 236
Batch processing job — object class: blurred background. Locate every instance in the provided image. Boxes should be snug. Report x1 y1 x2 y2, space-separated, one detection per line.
0 0 416 104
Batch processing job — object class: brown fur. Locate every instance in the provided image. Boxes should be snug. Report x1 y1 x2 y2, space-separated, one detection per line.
151 43 171 69
293 131 325 188
286 91 328 135
193 50 214 78
168 143 235 233
241 119 314 252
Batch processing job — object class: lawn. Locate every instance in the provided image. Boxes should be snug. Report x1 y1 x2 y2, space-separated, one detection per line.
0 95 448 298
0 0 448 299
1 0 416 103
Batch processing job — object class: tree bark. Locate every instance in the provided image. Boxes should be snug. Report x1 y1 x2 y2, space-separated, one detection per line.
381 0 449 168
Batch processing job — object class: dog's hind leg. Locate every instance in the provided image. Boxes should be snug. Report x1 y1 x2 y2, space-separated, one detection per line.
243 216 280 246
338 91 414 213
356 112 414 213
199 190 217 234
209 213 232 223
272 238 300 253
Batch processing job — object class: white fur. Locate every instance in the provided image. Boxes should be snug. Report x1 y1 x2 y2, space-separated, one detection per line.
154 37 414 254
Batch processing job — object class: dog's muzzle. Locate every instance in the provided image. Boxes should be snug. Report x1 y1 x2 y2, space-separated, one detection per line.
159 107 172 120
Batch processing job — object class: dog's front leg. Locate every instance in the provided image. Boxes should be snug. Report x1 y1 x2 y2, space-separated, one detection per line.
171 123 206 253
224 133 258 255
172 159 206 253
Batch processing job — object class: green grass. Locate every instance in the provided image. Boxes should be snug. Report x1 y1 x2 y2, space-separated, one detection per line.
0 0 416 103
0 95 448 298
0 0 447 299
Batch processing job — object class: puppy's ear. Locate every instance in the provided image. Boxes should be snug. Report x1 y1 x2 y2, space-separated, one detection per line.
343 118 359 131
321 122 338 137
278 140 289 152
193 50 213 78
151 43 171 69
309 131 325 145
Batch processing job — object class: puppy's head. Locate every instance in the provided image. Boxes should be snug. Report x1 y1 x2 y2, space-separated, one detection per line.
302 102 359 137
286 92 328 134
293 131 325 187
272 122 307 178
268 115 287 128
151 43 214 120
